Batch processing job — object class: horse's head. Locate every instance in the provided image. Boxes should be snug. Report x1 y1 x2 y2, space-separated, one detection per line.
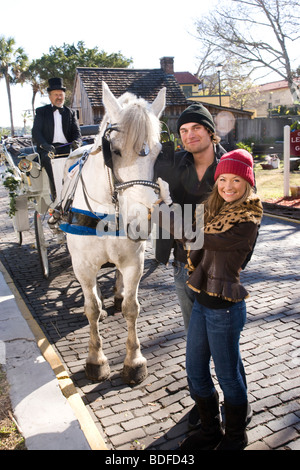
93 82 167 239
99 81 165 162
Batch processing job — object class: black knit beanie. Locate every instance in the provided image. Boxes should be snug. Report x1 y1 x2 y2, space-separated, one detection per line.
177 103 215 134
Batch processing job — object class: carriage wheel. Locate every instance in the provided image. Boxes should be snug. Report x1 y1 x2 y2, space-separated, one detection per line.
15 230 22 246
34 211 49 279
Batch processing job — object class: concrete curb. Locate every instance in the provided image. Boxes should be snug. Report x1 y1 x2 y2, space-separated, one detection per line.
0 261 107 450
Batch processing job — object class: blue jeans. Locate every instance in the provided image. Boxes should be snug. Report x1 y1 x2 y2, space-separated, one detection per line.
186 299 248 405
173 260 195 332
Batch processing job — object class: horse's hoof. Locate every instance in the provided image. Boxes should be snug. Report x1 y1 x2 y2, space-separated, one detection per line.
114 296 123 312
99 309 108 322
85 362 110 382
122 363 148 385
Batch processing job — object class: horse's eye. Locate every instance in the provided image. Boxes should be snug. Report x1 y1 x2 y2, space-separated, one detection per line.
139 143 149 157
113 149 121 156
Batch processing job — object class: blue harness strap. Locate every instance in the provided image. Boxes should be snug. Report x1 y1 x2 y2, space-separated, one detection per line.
59 207 125 237
59 223 98 236
68 160 79 173
68 150 90 173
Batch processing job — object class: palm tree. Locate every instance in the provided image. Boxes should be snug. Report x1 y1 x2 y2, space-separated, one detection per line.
0 36 28 136
21 110 33 134
25 63 47 116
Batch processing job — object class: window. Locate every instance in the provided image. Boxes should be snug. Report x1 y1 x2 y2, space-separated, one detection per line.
182 86 193 98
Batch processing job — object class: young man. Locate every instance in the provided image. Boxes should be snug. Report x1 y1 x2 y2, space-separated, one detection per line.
155 103 226 429
156 103 226 330
32 77 82 200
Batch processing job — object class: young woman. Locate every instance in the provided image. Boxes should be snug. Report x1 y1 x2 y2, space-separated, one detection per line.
180 149 263 451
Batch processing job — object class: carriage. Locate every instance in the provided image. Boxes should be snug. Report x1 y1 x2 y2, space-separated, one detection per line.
0 126 98 278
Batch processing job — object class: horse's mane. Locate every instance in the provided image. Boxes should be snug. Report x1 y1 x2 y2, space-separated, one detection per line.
95 92 161 156
120 97 161 155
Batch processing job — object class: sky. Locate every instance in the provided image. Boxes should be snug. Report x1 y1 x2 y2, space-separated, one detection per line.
1 0 215 128
0 0 298 129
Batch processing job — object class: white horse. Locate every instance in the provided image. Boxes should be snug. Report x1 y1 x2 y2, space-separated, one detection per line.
60 82 166 385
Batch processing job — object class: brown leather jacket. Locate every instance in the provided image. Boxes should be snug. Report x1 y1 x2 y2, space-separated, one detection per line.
186 197 263 302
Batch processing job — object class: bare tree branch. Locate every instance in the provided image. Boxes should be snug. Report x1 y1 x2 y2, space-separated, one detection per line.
195 0 300 101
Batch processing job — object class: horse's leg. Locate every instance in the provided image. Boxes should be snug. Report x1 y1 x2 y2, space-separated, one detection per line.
73 264 110 382
85 281 111 382
120 264 148 385
114 269 124 311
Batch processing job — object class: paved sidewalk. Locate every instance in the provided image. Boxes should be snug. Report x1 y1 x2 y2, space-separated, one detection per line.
0 269 91 450
0 180 299 450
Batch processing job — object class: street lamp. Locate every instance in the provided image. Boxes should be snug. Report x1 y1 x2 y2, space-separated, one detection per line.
216 64 223 106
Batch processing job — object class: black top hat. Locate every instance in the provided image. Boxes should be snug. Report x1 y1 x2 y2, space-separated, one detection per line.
47 77 66 92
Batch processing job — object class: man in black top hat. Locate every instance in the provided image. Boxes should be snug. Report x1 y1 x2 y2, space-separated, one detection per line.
32 77 82 200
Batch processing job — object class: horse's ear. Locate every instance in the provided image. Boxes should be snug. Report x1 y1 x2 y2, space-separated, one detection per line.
102 81 122 122
151 87 166 118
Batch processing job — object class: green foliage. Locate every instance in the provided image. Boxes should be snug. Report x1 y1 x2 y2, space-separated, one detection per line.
0 36 29 83
0 127 11 138
32 41 133 104
271 105 300 116
290 120 300 131
0 36 29 134
1 168 21 217
236 141 252 153
1 36 133 123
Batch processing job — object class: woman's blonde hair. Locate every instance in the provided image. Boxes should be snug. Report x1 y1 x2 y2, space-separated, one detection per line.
204 178 254 224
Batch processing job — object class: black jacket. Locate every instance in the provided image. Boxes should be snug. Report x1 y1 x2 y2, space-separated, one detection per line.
154 144 226 264
32 104 82 149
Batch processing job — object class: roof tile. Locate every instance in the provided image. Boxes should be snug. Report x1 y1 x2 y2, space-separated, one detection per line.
76 67 188 107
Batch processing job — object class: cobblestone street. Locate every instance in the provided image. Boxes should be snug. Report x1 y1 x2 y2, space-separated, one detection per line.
0 182 299 450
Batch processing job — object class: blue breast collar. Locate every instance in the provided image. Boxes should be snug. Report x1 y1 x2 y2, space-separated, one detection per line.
59 207 125 237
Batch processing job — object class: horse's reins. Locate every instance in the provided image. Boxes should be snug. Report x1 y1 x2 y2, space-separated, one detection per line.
57 124 160 231
59 148 91 217
48 142 75 158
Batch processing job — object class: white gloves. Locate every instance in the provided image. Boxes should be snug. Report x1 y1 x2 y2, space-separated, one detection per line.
157 177 173 206
124 186 158 209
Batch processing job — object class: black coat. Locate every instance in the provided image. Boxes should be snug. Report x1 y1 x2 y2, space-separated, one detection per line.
32 104 82 149
154 144 226 265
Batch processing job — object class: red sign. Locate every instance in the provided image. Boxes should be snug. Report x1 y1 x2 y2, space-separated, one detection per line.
290 130 300 156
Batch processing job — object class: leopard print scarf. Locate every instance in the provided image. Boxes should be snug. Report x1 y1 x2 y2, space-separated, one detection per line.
204 196 263 234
